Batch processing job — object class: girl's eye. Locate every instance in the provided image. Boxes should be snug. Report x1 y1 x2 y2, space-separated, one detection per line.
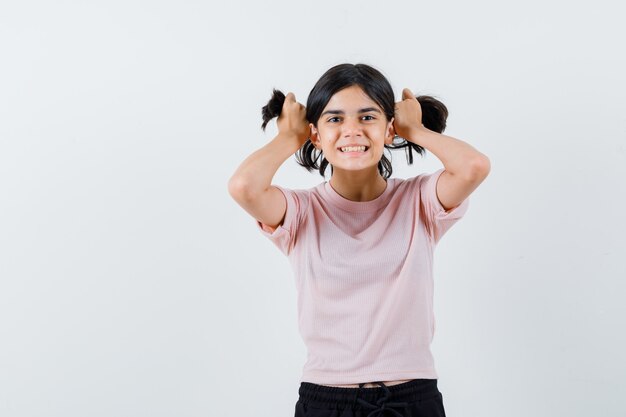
326 115 374 123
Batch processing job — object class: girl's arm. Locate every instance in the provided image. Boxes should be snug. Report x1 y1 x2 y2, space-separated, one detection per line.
228 93 309 230
410 127 490 211
395 88 490 210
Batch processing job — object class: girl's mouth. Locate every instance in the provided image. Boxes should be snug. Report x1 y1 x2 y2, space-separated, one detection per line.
338 145 369 154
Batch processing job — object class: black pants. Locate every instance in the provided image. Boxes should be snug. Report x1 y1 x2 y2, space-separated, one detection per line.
294 378 446 417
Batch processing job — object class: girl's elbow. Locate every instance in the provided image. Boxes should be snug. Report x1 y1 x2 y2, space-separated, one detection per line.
470 155 491 177
228 176 250 200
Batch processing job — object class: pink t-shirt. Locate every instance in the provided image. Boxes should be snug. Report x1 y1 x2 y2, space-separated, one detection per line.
256 168 470 384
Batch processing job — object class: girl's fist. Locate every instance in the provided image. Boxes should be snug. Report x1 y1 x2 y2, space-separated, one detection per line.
277 92 310 145
393 88 423 139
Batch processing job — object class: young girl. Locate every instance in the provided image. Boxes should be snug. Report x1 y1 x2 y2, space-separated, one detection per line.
228 63 490 417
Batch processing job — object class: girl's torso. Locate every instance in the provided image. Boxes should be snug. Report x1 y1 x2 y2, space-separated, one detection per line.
319 379 414 388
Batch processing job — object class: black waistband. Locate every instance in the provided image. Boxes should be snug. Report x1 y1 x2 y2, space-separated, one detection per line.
298 379 440 413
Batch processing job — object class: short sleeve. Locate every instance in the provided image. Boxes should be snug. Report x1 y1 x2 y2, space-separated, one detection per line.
255 185 310 256
419 168 470 244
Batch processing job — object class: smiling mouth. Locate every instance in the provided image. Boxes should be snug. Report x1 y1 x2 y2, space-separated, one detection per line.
338 146 369 153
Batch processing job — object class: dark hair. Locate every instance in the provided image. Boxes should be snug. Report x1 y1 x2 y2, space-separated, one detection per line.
261 63 449 179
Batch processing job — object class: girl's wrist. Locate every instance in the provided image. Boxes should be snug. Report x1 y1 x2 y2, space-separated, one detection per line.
402 124 429 144
274 131 305 152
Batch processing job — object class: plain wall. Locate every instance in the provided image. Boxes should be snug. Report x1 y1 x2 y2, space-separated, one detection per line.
1 1 625 416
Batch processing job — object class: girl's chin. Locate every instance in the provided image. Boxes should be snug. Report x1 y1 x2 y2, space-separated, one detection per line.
326 161 380 172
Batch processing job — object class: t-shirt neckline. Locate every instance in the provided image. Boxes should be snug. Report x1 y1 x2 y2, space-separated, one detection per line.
320 178 395 213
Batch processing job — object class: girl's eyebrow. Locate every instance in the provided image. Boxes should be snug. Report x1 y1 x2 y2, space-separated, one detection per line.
321 107 382 117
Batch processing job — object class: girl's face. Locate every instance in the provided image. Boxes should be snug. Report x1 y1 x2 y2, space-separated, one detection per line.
310 85 395 174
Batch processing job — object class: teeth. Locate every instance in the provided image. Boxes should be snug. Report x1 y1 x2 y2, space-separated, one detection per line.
340 146 366 152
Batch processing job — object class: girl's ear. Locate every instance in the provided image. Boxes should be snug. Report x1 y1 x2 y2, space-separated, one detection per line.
310 123 321 149
385 118 396 145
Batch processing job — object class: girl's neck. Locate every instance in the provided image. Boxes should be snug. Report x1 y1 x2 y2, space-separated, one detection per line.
328 169 388 202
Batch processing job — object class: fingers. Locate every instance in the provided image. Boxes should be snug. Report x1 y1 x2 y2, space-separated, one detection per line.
284 92 305 109
402 88 416 101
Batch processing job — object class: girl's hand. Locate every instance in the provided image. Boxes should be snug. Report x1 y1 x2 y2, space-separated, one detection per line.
393 88 424 139
277 92 310 145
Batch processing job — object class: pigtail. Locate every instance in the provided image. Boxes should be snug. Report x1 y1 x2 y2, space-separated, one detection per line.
416 95 448 134
261 89 286 131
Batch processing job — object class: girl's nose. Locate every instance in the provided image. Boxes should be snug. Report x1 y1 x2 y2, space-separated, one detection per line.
341 118 362 136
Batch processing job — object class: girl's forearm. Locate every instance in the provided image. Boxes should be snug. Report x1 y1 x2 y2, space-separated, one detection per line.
405 126 489 177
228 133 302 198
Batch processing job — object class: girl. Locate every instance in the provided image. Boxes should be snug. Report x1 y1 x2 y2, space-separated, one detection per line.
228 63 490 417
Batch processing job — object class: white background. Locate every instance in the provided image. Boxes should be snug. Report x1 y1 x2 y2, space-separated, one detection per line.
1 1 625 416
